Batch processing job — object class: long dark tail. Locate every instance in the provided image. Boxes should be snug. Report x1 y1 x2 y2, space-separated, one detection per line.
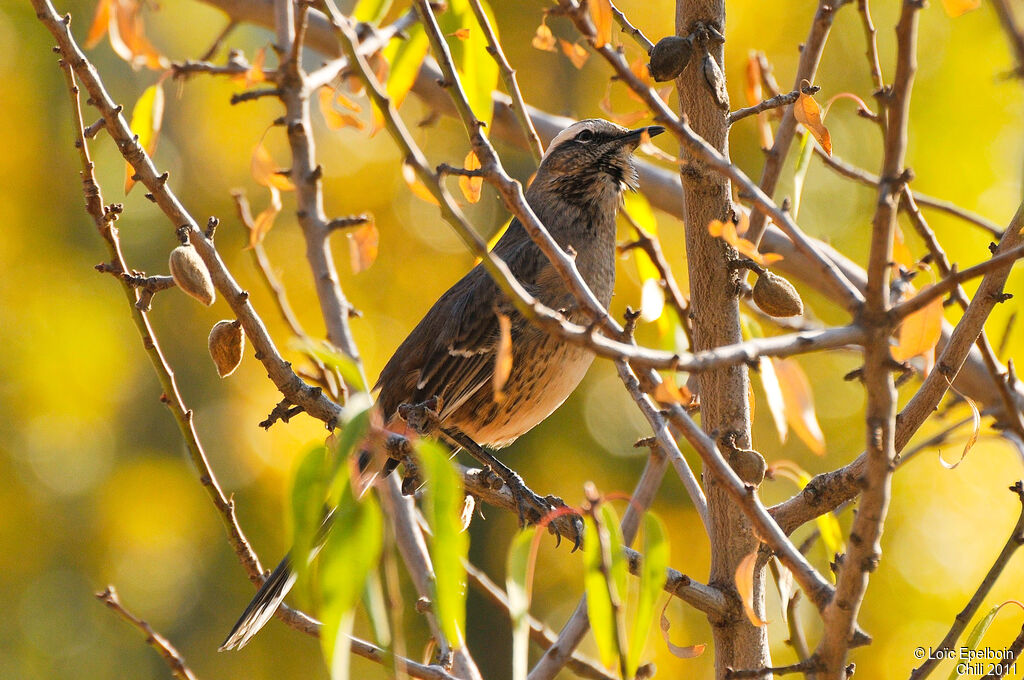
219 555 297 651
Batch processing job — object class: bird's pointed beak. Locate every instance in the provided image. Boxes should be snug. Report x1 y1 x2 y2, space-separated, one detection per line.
617 125 666 147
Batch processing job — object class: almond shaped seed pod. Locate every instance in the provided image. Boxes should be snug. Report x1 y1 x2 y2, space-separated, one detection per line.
208 320 245 378
169 245 215 306
752 270 804 317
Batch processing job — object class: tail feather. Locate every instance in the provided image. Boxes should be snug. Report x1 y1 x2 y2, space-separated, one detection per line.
219 556 296 651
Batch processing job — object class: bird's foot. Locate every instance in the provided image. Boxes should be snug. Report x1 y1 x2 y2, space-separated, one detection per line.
503 472 583 551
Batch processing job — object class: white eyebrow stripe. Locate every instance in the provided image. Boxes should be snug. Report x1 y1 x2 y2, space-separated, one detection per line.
542 121 595 160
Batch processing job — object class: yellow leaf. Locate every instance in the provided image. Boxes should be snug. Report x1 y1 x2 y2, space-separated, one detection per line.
124 82 163 194
892 291 944 364
559 39 589 69
588 0 613 49
660 600 706 659
402 163 439 205
640 278 665 322
735 552 768 627
450 28 471 40
248 186 282 248
251 143 296 192
347 219 379 273
768 460 845 558
373 24 430 133
459 150 483 204
942 0 980 16
318 87 366 131
493 312 513 401
108 0 168 71
758 356 788 444
86 0 112 48
793 91 832 156
532 22 557 52
771 358 826 456
244 47 267 88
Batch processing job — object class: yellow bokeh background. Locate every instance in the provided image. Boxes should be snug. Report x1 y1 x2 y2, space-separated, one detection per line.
2 0 1023 678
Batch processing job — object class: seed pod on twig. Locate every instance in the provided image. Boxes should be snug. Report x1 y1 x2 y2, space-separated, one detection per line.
647 35 692 82
169 245 215 306
752 271 803 317
208 320 245 377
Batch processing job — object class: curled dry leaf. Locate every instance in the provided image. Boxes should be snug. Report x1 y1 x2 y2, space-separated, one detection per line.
735 551 768 627
793 90 832 156
459 150 483 204
599 89 649 127
450 28 471 40
168 244 216 306
251 143 296 192
708 219 783 267
89 0 168 70
588 0 613 48
348 219 379 273
493 312 513 402
660 599 706 659
752 271 804 318
532 22 557 52
559 39 590 69
208 320 245 378
938 389 981 470
248 186 282 248
402 162 439 205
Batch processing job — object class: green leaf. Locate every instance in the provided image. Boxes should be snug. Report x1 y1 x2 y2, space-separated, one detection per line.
507 529 536 680
362 569 391 647
353 0 392 24
791 130 814 219
438 0 499 129
125 82 164 193
289 444 330 603
627 512 669 677
329 406 372 498
288 337 368 393
601 504 627 604
318 474 384 680
583 506 622 669
374 24 430 130
945 601 1024 680
417 439 469 648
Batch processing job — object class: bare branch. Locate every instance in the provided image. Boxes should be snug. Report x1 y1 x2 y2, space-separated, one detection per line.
96 587 198 680
728 85 819 125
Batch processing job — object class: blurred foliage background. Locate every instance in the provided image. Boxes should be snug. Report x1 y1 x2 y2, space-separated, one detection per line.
3 0 1024 678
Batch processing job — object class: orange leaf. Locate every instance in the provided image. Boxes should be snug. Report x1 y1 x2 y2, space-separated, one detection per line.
459 150 483 204
248 186 282 248
559 39 589 69
652 374 691 405
318 87 366 130
493 312 513 401
347 219 379 273
243 47 267 88
942 0 980 17
86 0 112 48
450 28 471 40
402 163 439 205
109 0 168 71
758 356 788 443
793 91 832 156
251 143 296 192
892 290 944 363
735 552 768 627
744 52 762 107
532 22 557 52
771 358 825 456
588 0 613 48
660 600 706 659
708 219 783 267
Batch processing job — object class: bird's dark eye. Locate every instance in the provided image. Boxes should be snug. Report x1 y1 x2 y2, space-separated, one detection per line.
575 129 595 142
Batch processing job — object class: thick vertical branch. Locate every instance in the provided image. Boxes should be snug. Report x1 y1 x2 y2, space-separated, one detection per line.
674 1 767 676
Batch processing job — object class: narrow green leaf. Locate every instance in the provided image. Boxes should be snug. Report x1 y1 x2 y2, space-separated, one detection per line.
362 569 391 648
319 479 384 679
418 439 469 648
507 529 536 680
329 406 372 496
353 0 392 24
945 602 1023 680
583 510 618 669
791 130 814 219
439 0 499 129
601 504 627 605
374 24 430 130
289 444 330 603
627 512 669 677
289 337 368 393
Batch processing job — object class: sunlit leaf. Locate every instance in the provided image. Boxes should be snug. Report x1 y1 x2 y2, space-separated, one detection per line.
450 28 471 40
374 24 430 132
353 0 393 24
418 439 469 648
638 129 686 165
289 444 330 602
941 0 981 17
124 82 163 193
532 22 557 52
86 0 113 48
793 90 832 156
559 39 589 69
892 290 944 363
240 46 267 88
744 52 762 107
251 142 296 191
660 600 706 659
947 601 1024 680
757 356 788 444
938 393 981 470
362 570 390 647
770 558 795 624
770 358 825 455
318 87 365 131
627 56 654 103
769 460 845 558
493 312 513 402
583 504 622 669
459 150 483 204
290 338 369 393
735 551 768 627
318 462 383 680
652 374 691 405
626 512 669 677
106 0 168 70
402 162 440 205
347 219 379 273
248 186 282 248
439 0 499 129
640 278 665 322
598 92 649 127
507 529 538 680
708 219 784 267
588 0 613 48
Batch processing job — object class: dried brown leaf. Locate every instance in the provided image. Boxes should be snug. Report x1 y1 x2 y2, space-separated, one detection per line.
251 143 296 192
459 150 483 204
559 39 589 69
248 186 282 248
402 163 439 205
892 290 944 364
660 600 706 659
532 22 557 52
735 552 768 627
347 219 379 273
793 91 832 156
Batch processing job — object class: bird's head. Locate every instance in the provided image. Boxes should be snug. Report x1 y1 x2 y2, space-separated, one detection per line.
533 119 665 202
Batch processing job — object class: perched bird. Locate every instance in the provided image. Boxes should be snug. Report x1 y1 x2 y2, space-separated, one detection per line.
220 119 665 651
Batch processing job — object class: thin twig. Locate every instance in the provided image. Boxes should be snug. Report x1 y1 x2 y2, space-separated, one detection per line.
96 587 198 680
609 0 653 52
728 86 819 125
